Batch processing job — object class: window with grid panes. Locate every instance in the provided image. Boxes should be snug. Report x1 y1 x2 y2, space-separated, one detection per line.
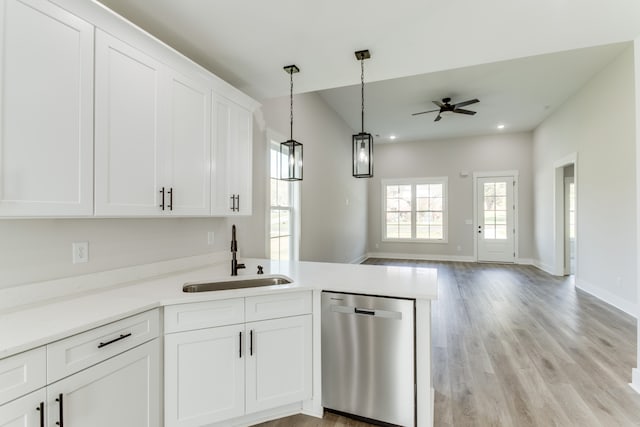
382 177 448 242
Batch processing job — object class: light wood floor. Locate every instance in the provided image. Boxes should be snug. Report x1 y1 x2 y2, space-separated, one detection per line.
255 259 640 426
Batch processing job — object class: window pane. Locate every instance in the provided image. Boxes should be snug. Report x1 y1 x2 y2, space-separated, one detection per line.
416 184 429 198
496 225 508 240
495 182 507 196
429 184 442 198
270 211 280 238
399 212 411 224
386 224 399 238
270 178 278 206
399 185 411 201
485 211 496 225
416 198 429 211
270 237 279 259
399 224 411 238
416 211 428 225
386 212 399 224
495 211 507 225
386 199 399 212
430 226 443 239
416 225 429 239
278 236 290 260
485 225 496 239
277 179 290 206
495 196 506 210
431 212 443 225
484 183 495 197
429 197 443 211
398 199 411 211
387 185 399 198
484 196 496 210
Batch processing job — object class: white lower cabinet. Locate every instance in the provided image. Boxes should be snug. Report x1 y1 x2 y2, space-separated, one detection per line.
0 389 46 427
164 293 312 427
47 339 160 427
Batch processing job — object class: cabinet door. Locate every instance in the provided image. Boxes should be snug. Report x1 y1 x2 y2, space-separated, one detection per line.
165 71 211 216
0 389 45 427
94 29 164 216
164 324 245 427
245 315 312 414
0 0 93 216
47 339 160 427
211 96 252 216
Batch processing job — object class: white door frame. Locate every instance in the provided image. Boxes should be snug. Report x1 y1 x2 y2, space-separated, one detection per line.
564 176 575 275
553 153 578 276
473 170 519 262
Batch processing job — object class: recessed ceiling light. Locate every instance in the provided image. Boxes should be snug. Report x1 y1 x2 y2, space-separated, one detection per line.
497 124 505 130
389 135 396 140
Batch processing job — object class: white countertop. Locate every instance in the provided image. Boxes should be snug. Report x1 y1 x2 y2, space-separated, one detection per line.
0 258 437 360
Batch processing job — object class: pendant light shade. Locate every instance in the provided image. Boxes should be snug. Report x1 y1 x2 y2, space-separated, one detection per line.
352 50 373 178
281 65 302 181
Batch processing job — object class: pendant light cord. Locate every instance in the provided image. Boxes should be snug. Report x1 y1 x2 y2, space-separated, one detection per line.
290 70 294 141
361 58 364 133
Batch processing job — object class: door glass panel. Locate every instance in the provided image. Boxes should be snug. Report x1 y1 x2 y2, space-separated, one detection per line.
483 182 508 240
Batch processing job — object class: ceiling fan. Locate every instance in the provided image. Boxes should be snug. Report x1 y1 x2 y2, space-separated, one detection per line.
412 97 480 122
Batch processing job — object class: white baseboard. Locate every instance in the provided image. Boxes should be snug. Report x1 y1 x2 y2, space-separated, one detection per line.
365 252 475 262
575 277 638 318
348 253 368 265
531 259 556 275
630 368 640 394
516 258 534 265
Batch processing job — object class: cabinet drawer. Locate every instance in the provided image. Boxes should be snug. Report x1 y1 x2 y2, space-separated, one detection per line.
47 309 159 383
245 292 312 322
164 298 244 333
0 347 46 405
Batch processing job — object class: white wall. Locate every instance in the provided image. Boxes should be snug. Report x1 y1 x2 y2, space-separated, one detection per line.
632 36 640 392
367 132 534 260
247 92 368 264
533 46 637 314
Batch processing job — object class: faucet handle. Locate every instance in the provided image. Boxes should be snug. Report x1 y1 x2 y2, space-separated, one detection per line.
257 265 264 275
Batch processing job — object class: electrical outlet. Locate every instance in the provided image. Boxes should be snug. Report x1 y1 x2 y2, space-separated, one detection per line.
207 231 215 245
72 242 89 264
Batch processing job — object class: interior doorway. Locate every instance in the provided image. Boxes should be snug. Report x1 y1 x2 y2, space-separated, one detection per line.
553 153 578 277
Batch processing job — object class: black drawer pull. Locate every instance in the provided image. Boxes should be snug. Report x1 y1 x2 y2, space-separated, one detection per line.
354 308 375 316
55 394 64 426
250 329 253 356
98 332 132 349
239 331 242 358
36 401 44 427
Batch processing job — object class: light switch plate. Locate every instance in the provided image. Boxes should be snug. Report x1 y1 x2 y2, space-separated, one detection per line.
72 242 89 264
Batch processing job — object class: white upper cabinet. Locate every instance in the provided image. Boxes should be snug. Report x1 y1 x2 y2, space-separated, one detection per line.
164 70 211 216
0 0 94 217
212 96 253 216
94 30 212 216
94 30 163 216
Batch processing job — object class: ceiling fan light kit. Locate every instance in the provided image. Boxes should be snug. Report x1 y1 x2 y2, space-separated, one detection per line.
353 49 374 178
280 64 303 181
412 96 480 122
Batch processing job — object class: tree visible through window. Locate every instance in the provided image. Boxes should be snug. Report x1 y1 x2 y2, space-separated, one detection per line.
383 178 448 242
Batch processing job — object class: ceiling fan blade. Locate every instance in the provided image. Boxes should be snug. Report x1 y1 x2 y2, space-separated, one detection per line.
432 100 444 108
434 114 442 122
453 108 477 115
412 109 440 116
453 98 479 108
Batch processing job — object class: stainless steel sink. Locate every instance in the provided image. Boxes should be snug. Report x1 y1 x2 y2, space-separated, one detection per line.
183 276 292 293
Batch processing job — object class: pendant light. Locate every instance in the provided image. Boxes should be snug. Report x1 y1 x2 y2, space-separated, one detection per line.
280 65 303 181
352 50 373 178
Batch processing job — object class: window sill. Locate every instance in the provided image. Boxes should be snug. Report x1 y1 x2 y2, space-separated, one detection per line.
382 238 449 244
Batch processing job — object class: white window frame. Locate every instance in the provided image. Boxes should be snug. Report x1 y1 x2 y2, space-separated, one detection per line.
266 130 300 261
381 177 449 243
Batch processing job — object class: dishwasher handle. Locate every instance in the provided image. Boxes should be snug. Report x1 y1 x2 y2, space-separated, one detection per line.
354 308 375 316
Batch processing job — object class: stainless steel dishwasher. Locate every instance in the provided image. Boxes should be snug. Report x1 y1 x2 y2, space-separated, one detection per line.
321 291 415 427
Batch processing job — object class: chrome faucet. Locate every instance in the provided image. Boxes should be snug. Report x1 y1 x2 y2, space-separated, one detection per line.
231 224 245 276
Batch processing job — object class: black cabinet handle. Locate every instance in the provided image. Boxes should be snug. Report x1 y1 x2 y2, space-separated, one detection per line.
97 332 132 349
236 194 240 212
168 188 173 211
239 331 242 358
36 401 44 427
354 308 375 316
55 394 64 426
159 187 165 210
250 330 253 356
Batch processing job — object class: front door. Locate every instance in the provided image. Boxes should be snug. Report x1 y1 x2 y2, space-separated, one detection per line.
476 176 516 263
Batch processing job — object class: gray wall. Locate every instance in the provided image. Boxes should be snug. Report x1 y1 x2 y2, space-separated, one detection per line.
368 132 534 259
533 46 637 313
237 91 369 264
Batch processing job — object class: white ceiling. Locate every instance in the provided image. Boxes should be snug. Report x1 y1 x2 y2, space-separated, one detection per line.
96 0 640 141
